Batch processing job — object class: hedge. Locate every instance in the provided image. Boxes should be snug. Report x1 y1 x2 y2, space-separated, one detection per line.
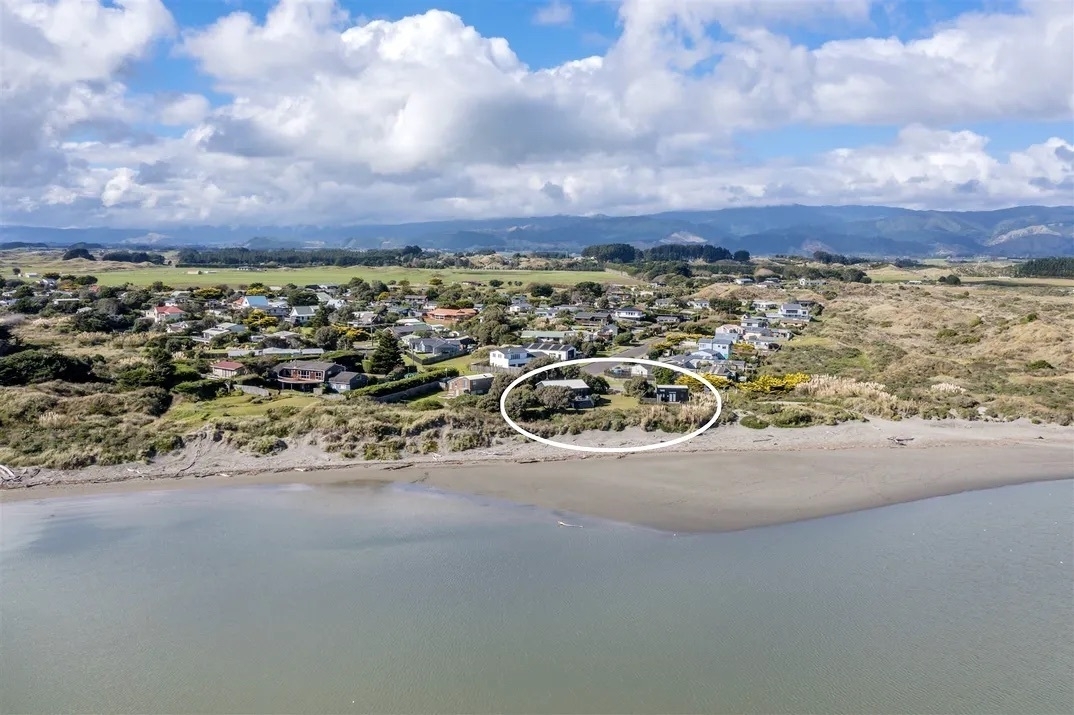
348 367 459 398
173 379 228 401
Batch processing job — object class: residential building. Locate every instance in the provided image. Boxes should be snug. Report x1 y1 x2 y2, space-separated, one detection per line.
288 306 317 325
734 277 755 285
655 314 682 324
273 360 344 390
407 336 464 357
520 329 574 342
328 371 365 392
446 373 495 397
234 295 270 311
740 316 769 329
426 307 478 324
202 322 248 341
489 346 533 369
573 311 610 327
687 299 710 310
655 384 690 403
209 360 247 379
778 303 810 320
697 334 738 359
524 342 577 361
145 305 187 323
613 306 645 321
536 379 594 408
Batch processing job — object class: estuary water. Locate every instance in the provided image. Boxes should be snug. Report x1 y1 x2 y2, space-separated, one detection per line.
2 479 1071 714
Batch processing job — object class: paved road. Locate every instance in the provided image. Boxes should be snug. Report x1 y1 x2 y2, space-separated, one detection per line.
583 342 653 375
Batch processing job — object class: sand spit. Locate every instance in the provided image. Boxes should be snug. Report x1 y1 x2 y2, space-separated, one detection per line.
2 419 1071 531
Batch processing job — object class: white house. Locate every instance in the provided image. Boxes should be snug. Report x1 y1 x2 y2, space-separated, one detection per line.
524 342 577 361
489 346 533 369
613 306 645 321
740 316 769 329
687 300 710 310
145 305 187 323
734 277 755 285
696 334 738 359
778 303 810 320
235 295 270 311
289 306 317 325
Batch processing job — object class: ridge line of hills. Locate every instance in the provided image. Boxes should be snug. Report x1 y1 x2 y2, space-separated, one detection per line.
2 204 1072 257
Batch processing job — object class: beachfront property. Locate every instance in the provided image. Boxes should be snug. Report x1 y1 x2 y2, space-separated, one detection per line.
446 373 495 397
536 379 594 408
613 306 645 321
273 360 344 390
209 360 247 379
778 302 810 320
327 371 365 392
655 384 690 403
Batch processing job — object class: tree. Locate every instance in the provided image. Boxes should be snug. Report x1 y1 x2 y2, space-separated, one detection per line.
11 267 20 276
368 330 403 374
528 282 554 298
62 248 95 261
0 350 95 386
581 374 609 395
503 384 538 419
535 385 575 412
651 366 677 384
733 250 751 262
314 326 340 350
310 304 331 329
488 279 503 288
613 332 633 346
286 288 319 306
623 376 654 398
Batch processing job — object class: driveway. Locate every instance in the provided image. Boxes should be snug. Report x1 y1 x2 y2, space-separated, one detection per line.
583 341 653 375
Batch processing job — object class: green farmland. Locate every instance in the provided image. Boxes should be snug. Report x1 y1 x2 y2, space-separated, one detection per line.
0 253 638 288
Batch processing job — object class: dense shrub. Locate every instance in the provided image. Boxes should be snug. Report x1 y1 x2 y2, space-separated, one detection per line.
0 350 95 386
348 368 459 398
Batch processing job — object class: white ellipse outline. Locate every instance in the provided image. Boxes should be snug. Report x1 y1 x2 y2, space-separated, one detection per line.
498 357 723 454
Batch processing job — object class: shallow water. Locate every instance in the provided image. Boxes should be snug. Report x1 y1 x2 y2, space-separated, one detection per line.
2 479 1072 714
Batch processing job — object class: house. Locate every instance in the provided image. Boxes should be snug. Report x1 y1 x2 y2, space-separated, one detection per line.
426 307 478 324
714 324 744 335
740 316 769 329
654 298 677 308
734 277 755 285
778 303 810 320
573 311 610 327
202 322 248 341
697 334 738 359
524 342 577 361
687 299 710 310
798 278 826 287
273 360 344 390
349 311 380 327
145 305 187 323
655 314 682 324
328 371 365 392
408 336 464 357
655 384 690 403
209 360 247 379
390 322 436 338
613 306 645 321
446 373 495 397
166 320 193 334
508 299 533 314
288 306 317 325
489 346 533 369
234 295 270 311
536 379 593 408
520 329 574 342
608 363 653 378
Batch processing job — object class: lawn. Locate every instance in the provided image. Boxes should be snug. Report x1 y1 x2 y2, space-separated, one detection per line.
164 393 320 426
0 253 638 288
596 393 639 410
414 353 479 374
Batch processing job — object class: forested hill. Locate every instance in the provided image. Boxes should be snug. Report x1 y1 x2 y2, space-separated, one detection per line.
2 204 1072 257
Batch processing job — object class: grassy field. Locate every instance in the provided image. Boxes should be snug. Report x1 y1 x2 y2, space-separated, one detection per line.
762 282 1074 423
0 252 637 288
164 393 320 427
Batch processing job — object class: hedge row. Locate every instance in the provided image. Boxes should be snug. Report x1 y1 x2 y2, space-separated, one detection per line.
348 367 459 398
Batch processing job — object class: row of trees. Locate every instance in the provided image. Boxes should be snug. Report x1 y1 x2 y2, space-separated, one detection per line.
176 246 426 267
1016 257 1074 278
581 243 750 264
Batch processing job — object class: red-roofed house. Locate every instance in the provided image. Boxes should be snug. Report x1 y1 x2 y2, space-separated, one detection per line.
146 305 187 323
209 360 247 379
425 307 477 324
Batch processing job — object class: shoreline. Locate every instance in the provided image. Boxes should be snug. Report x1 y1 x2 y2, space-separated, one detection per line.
3 419 1071 532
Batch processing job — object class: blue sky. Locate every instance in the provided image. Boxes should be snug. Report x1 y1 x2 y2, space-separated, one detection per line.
4 0 1071 226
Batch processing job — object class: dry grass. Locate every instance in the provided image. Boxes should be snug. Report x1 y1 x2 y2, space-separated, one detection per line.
764 282 1074 423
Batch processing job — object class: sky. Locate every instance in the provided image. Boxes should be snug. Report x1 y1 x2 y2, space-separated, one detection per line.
1 0 1072 228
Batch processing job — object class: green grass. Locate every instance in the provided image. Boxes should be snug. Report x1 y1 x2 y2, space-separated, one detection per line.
415 353 477 374
164 393 320 425
596 393 639 410
3 258 637 288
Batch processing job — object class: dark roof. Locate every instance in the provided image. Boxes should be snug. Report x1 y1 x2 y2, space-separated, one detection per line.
329 371 361 383
525 342 572 352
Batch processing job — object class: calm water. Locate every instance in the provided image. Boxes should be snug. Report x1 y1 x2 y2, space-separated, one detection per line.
2 479 1072 714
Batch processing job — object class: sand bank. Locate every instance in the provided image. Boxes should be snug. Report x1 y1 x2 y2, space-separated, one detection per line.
2 419 1071 531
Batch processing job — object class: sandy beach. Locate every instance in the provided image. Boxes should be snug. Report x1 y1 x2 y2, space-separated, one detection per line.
3 418 1071 531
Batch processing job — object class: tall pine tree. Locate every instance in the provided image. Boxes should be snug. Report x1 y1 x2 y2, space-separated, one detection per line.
368 330 403 374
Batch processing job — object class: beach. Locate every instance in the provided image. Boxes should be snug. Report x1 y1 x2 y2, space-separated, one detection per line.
3 418 1071 531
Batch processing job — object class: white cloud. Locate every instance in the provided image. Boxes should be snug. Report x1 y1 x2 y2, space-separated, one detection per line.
2 0 1072 228
533 0 573 27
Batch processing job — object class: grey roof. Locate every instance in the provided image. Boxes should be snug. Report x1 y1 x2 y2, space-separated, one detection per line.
329 371 361 383
656 384 689 390
291 305 317 315
525 342 572 352
538 379 591 391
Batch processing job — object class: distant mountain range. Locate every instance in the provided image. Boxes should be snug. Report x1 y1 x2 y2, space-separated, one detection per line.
2 205 1072 257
